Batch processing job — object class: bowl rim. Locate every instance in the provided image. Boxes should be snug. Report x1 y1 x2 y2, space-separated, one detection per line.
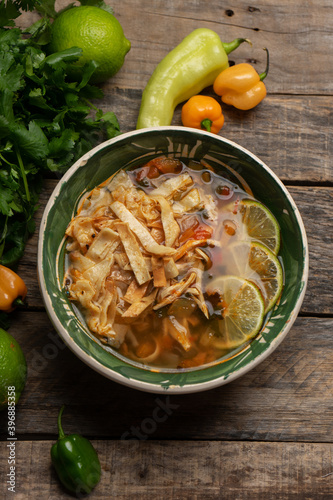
37 126 309 394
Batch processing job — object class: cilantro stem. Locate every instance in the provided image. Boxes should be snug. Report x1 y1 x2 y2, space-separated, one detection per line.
0 153 14 166
0 215 8 260
83 98 99 111
16 148 30 203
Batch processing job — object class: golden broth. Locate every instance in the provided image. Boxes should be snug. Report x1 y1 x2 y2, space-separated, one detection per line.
64 157 283 370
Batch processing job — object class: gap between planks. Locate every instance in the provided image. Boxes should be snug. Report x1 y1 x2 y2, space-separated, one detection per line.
0 440 332 499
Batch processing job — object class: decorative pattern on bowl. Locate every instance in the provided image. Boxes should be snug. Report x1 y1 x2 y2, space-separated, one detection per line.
38 127 308 394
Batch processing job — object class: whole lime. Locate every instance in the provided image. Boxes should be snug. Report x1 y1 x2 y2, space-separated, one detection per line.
0 328 27 411
49 6 131 83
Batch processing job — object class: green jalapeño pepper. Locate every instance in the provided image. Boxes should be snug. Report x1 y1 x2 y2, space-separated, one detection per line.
136 28 250 129
51 405 101 496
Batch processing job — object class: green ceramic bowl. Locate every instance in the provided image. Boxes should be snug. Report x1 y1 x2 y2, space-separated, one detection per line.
38 127 308 394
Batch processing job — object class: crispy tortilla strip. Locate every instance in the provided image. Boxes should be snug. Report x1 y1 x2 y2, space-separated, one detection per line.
116 223 151 285
140 197 160 223
122 289 157 318
114 252 129 269
78 188 112 217
66 217 96 251
91 216 117 232
173 239 208 261
86 227 120 261
110 267 134 285
87 286 126 348
110 201 176 256
91 279 117 333
67 251 95 274
163 257 179 279
153 272 197 310
150 173 193 199
107 169 133 193
143 256 153 272
82 257 114 296
123 279 150 304
150 227 165 245
148 220 163 229
151 256 167 287
124 187 158 221
153 195 180 247
172 188 202 215
69 275 122 346
68 278 100 313
109 185 126 204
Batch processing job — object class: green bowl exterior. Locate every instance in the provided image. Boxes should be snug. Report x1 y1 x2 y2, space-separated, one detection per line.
38 127 308 394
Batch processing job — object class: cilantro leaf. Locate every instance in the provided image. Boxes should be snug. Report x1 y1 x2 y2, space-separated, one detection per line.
10 121 49 160
0 115 10 138
0 52 24 92
0 186 14 216
79 0 113 14
0 0 21 27
0 0 43 27
0 3 121 268
33 0 57 19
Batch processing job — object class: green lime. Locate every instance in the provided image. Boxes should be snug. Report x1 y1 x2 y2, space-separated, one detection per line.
49 6 131 83
238 199 281 254
206 276 265 349
0 328 27 411
223 241 284 314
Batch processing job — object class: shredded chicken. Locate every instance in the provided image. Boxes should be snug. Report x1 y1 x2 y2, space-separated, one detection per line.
64 164 217 351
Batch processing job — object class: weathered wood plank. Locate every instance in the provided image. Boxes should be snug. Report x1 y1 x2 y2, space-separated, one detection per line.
0 312 331 442
18 0 333 96
0 440 332 499
16 181 333 315
292 186 333 315
99 92 333 184
15 2 333 185
5 2 331 499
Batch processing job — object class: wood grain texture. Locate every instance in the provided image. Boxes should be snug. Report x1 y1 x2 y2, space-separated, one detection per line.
0 440 332 499
5 1 333 498
105 0 326 100
99 92 333 184
102 0 333 95
0 312 331 442
16 3 333 184
16 181 333 314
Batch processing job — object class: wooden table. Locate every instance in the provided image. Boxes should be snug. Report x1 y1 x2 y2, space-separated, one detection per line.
1 1 332 498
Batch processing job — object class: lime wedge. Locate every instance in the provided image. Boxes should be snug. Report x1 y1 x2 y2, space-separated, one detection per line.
223 241 284 313
238 199 281 254
206 276 265 349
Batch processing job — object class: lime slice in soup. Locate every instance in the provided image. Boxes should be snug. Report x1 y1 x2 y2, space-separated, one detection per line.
205 276 265 350
222 241 284 314
238 199 281 254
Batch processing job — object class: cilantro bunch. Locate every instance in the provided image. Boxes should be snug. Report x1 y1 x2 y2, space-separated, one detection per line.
0 0 120 267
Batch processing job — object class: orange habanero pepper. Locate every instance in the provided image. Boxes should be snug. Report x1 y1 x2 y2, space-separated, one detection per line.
0 265 27 312
213 48 269 110
181 95 224 134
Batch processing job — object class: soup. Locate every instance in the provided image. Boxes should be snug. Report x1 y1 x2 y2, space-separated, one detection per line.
63 156 283 369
